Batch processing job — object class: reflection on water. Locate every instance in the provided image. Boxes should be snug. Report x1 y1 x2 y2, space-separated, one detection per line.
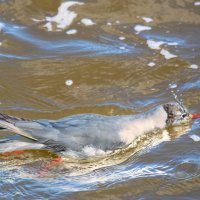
0 124 193 185
0 0 200 199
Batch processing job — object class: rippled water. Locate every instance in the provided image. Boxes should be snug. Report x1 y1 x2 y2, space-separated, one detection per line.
0 0 200 199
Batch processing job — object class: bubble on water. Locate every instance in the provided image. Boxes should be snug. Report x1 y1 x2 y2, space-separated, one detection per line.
65 79 73 86
66 29 77 35
107 22 112 26
116 20 120 24
81 18 96 26
189 64 198 69
189 135 200 142
119 36 125 40
119 46 126 50
148 62 156 67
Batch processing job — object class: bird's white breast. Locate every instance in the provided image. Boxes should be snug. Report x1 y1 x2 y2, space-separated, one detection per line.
118 106 168 144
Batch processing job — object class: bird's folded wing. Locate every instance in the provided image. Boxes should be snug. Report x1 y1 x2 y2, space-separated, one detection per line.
0 120 38 141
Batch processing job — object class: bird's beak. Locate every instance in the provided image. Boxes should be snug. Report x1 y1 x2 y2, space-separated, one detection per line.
190 114 200 119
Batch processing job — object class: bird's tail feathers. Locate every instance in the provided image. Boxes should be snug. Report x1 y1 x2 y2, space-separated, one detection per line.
0 115 37 141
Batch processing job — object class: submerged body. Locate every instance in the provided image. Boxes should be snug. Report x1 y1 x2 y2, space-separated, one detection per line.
0 102 191 155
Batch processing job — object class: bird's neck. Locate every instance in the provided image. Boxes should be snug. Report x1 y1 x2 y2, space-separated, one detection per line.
119 106 168 144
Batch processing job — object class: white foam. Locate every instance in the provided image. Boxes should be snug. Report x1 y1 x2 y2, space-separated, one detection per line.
66 29 77 35
142 17 153 23
147 40 165 50
43 1 84 31
0 22 5 32
116 20 120 24
119 46 126 50
82 146 110 156
119 36 125 40
189 134 200 142
81 18 95 26
147 40 178 50
148 62 156 67
189 64 198 69
134 25 152 34
169 83 177 89
65 79 73 86
167 42 178 46
31 18 44 22
194 1 200 6
44 22 52 31
160 49 177 59
107 22 112 26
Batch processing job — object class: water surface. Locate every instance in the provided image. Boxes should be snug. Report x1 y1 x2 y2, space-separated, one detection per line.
0 0 200 199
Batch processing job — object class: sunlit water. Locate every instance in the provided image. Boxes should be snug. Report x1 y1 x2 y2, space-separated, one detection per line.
0 0 200 199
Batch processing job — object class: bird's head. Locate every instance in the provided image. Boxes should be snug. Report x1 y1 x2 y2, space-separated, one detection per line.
163 102 191 125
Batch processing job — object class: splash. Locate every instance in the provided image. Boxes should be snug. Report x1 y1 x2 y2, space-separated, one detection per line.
170 87 185 110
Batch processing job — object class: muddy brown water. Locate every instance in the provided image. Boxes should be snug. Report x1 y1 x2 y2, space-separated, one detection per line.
0 0 200 199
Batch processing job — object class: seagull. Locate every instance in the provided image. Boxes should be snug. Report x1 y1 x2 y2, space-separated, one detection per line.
0 102 198 155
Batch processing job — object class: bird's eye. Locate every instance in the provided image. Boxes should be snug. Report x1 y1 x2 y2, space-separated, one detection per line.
182 113 187 118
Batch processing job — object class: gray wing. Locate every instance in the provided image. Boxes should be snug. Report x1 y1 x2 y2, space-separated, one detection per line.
15 114 126 152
